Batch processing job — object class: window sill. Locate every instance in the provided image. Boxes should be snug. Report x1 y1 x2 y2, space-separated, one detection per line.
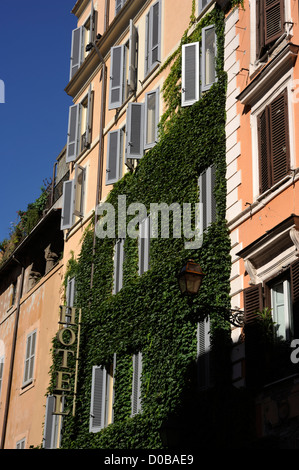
20 380 35 395
256 172 295 203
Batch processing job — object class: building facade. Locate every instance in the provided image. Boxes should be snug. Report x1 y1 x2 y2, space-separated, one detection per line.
2 0 299 450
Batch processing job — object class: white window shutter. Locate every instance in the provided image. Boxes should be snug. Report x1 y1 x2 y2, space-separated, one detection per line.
89 366 107 432
113 239 124 294
131 352 142 416
0 357 4 397
202 25 217 91
126 102 145 160
23 330 36 386
66 104 80 163
128 20 138 93
89 1 97 44
198 165 216 234
106 130 121 185
181 42 200 107
85 85 92 148
197 318 211 388
43 395 55 449
70 26 83 80
61 180 75 230
109 45 125 109
138 216 150 275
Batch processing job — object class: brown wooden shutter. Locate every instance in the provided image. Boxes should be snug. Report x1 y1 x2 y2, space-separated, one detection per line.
258 108 271 194
256 0 265 58
264 0 284 46
269 90 290 185
291 259 299 305
243 284 264 324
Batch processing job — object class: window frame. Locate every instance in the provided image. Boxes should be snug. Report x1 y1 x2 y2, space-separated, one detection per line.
201 24 217 92
144 87 160 149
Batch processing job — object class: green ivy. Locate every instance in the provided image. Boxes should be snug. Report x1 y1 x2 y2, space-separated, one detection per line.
46 4 254 450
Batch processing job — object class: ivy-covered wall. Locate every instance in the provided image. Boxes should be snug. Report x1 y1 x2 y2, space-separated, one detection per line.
48 5 255 450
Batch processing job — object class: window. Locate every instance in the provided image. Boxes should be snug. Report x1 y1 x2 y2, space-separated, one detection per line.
181 42 200 107
145 0 161 77
10 280 17 307
23 330 37 387
257 89 290 194
198 0 210 14
64 277 76 325
115 0 127 16
131 352 142 416
16 438 25 449
0 356 4 398
198 165 216 235
69 3 97 80
125 88 160 161
43 395 64 449
144 88 160 149
202 25 217 91
89 357 116 432
138 216 151 275
256 0 284 59
113 239 124 294
61 164 86 230
106 127 125 185
243 259 299 340
197 317 211 389
181 25 217 106
66 85 93 163
108 21 138 110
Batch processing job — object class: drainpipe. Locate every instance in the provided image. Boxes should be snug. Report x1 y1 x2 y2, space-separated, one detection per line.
90 0 109 289
0 257 25 449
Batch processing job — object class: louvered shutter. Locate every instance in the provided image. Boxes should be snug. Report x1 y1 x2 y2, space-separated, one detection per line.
132 352 142 416
66 104 80 163
181 42 200 107
256 0 265 58
106 130 120 185
198 165 216 234
126 102 144 159
291 259 299 304
269 90 290 185
243 284 263 325
113 239 124 294
109 45 124 109
70 27 83 80
264 0 284 46
258 108 271 194
89 1 97 44
128 20 138 93
43 395 55 449
90 366 106 432
197 318 211 389
0 358 4 397
139 216 150 275
66 277 76 308
85 85 92 148
23 330 36 385
151 0 161 67
145 0 161 76
61 180 75 230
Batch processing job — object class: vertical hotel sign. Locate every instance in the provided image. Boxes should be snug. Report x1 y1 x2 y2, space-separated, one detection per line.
52 305 81 416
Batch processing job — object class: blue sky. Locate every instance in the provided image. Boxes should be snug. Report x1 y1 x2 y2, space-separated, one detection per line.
0 0 77 242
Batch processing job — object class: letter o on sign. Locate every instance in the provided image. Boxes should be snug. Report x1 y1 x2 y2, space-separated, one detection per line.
57 327 76 346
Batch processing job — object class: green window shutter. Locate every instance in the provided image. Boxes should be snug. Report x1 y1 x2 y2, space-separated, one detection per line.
131 352 142 416
126 102 145 160
106 130 121 185
61 180 75 230
109 45 125 109
89 366 107 432
69 26 83 80
181 42 200 107
66 104 80 163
